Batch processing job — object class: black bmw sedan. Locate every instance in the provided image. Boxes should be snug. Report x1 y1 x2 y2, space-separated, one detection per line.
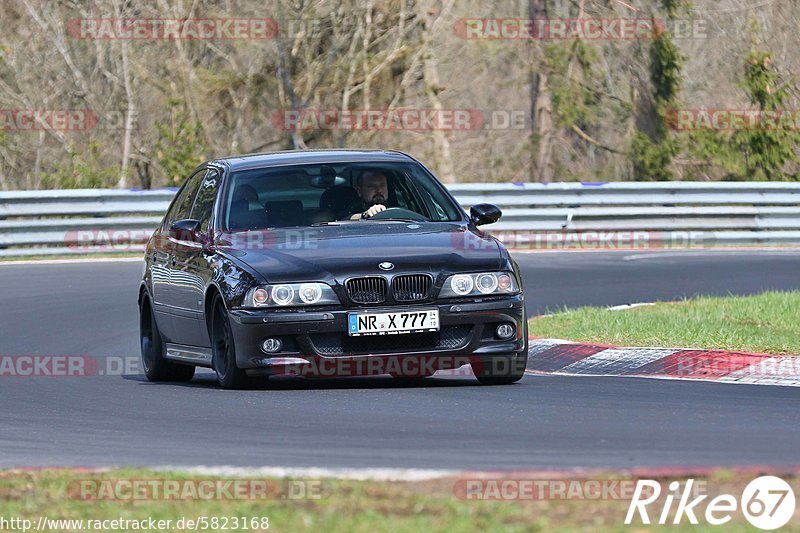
139 150 527 389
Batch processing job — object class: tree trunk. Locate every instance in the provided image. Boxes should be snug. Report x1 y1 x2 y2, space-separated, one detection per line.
529 0 553 182
422 1 456 183
118 36 134 188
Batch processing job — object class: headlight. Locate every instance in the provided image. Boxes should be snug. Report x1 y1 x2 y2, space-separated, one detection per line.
299 283 322 304
476 273 498 294
245 283 339 307
439 272 518 298
449 274 474 296
272 285 295 306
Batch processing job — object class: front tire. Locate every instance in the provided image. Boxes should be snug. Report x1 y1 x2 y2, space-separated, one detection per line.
211 294 251 389
140 296 195 382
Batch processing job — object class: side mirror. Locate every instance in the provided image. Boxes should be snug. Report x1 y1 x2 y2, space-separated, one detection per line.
470 204 502 226
169 219 202 242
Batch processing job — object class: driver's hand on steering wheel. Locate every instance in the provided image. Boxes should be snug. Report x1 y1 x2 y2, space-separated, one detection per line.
355 204 386 219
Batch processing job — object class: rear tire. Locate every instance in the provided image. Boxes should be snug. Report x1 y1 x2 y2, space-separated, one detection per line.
140 295 195 383
472 352 528 385
211 294 251 390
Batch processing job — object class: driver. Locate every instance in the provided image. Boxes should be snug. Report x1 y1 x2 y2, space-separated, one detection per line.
350 170 389 219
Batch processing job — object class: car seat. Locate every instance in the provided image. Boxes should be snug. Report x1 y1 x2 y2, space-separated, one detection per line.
264 200 305 227
319 186 361 219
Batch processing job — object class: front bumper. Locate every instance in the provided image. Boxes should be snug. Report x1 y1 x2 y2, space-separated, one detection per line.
228 294 527 375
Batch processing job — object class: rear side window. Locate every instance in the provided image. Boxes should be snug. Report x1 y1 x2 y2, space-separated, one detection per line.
165 169 206 228
190 170 220 234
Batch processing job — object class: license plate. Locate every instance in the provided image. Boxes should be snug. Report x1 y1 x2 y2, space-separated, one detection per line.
348 309 439 336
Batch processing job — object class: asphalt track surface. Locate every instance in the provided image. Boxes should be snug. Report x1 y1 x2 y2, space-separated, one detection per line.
1 249 799 470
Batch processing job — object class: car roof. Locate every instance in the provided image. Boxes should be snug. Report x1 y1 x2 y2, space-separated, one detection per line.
209 149 416 172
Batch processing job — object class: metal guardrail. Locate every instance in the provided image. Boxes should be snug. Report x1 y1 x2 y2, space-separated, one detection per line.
1 183 800 257
0 189 173 256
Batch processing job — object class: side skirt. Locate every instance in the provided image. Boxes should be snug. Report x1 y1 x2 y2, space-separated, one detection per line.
165 343 213 368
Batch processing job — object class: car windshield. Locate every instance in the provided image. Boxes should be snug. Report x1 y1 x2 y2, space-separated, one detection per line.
221 161 463 230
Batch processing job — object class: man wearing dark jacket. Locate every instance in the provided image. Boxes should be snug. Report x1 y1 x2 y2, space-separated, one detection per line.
349 170 389 219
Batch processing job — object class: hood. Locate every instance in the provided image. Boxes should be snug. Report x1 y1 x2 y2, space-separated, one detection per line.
216 222 502 284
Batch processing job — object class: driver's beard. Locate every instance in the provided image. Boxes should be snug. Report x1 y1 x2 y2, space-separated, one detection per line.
369 195 385 206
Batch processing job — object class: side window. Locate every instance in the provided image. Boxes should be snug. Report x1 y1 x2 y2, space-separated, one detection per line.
189 170 220 234
165 169 206 228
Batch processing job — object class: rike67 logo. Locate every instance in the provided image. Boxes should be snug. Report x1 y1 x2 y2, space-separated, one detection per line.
626 476 795 530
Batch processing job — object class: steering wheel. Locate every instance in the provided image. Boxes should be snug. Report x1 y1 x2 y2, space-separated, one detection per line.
367 207 428 222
